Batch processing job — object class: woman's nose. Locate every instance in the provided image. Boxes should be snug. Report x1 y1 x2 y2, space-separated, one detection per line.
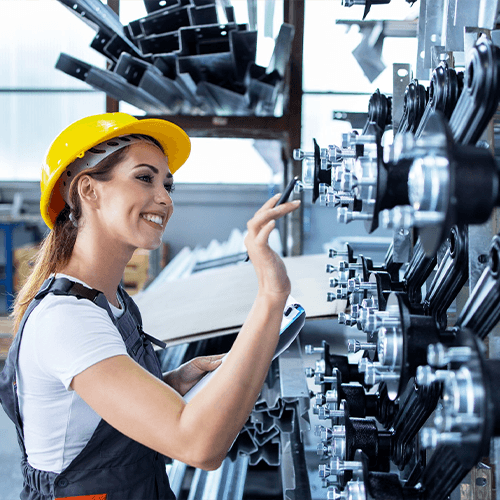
155 186 173 206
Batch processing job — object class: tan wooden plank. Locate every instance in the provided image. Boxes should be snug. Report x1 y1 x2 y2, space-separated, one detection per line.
136 254 345 345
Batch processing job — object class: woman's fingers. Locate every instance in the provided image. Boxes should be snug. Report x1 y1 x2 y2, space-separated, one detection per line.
248 200 300 234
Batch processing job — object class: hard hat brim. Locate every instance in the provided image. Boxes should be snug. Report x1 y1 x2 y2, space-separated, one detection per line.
41 117 190 229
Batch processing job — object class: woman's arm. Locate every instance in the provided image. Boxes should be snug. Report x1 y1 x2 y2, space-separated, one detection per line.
71 194 300 470
162 354 224 396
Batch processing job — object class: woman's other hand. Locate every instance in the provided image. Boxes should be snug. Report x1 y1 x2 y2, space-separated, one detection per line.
163 354 225 396
244 194 301 300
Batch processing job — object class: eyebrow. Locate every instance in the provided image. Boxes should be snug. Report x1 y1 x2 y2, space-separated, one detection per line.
135 163 174 181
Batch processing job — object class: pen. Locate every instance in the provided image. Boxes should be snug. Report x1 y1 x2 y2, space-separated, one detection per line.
244 176 300 262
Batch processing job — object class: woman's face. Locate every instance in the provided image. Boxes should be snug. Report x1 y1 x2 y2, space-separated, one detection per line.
91 141 174 252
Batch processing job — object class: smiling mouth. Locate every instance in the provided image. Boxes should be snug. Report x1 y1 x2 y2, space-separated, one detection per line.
141 213 164 228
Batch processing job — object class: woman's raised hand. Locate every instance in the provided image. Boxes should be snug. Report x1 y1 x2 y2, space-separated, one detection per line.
244 194 301 300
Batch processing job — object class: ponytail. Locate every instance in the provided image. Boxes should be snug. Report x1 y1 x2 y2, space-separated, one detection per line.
12 207 78 332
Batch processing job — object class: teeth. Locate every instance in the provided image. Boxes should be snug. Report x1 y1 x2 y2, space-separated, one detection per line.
141 213 163 226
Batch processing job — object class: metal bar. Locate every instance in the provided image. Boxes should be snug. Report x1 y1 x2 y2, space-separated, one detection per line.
280 412 312 500
284 0 304 257
336 19 418 38
218 454 249 500
166 460 188 498
106 0 120 113
0 89 98 93
392 63 411 133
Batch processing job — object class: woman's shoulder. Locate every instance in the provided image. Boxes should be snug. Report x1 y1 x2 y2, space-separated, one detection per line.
28 292 115 332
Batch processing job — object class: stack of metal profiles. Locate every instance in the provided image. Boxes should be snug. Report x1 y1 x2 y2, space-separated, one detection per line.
55 0 294 116
160 340 312 500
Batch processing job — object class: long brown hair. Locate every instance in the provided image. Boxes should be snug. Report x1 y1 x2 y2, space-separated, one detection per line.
12 135 164 332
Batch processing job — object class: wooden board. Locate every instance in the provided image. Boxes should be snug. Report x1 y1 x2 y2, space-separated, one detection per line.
135 254 346 346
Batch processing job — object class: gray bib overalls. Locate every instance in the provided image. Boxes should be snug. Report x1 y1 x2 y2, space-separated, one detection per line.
0 277 176 500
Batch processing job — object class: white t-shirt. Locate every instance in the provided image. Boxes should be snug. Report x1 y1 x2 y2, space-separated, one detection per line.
16 275 129 473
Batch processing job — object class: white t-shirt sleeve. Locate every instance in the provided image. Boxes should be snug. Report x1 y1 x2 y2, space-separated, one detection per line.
32 295 129 390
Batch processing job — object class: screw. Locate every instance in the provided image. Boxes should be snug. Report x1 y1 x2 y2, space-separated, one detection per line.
305 367 315 378
330 277 340 287
358 358 371 373
339 313 357 327
317 442 332 457
338 261 363 272
315 393 326 407
364 364 400 386
347 277 377 293
293 149 314 161
338 207 373 224
327 487 346 500
325 389 339 405
420 428 462 449
347 339 377 353
427 343 472 367
341 172 354 192
327 292 337 302
305 344 325 355
318 407 345 420
415 366 453 386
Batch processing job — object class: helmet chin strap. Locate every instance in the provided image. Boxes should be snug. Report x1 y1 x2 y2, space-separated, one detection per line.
60 134 158 205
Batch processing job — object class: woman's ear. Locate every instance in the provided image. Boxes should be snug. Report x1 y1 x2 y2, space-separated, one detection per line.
78 175 98 206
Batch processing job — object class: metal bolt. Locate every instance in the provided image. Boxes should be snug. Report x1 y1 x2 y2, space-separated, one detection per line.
325 389 339 405
347 277 378 294
321 426 333 441
317 442 332 457
327 145 343 163
327 292 337 302
293 149 314 161
341 172 354 192
364 364 400 386
338 261 363 272
332 458 363 472
305 367 315 378
420 428 463 449
358 358 371 373
338 207 373 224
347 339 377 353
415 366 453 386
339 313 357 327
320 193 337 207
427 343 472 367
327 487 346 500
380 206 446 230
305 344 325 355
315 393 326 407
336 288 348 300
318 407 345 420
351 305 360 318
330 277 340 288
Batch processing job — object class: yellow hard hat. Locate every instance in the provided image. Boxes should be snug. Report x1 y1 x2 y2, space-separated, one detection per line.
40 112 191 229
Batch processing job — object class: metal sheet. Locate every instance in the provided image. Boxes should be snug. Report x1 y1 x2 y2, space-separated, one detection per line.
392 63 411 133
267 23 295 77
196 81 249 115
478 0 500 29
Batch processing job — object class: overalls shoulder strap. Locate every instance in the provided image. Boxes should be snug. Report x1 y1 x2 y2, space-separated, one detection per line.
0 277 175 500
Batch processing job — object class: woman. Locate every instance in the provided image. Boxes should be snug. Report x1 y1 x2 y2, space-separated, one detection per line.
0 112 301 499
